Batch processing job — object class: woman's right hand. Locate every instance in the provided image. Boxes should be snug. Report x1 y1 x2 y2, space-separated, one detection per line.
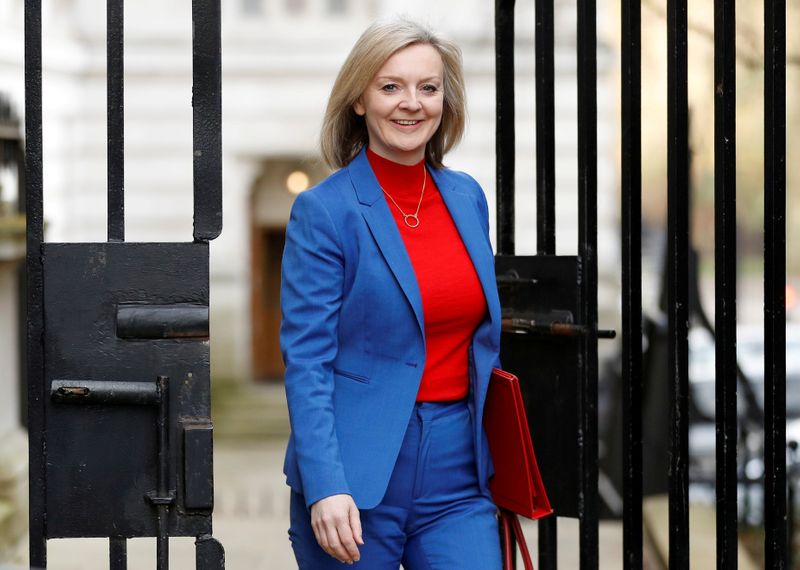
310 493 364 564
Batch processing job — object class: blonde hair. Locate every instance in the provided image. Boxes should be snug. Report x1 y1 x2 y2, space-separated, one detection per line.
320 17 466 169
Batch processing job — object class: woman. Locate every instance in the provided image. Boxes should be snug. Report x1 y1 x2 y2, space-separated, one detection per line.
281 17 502 569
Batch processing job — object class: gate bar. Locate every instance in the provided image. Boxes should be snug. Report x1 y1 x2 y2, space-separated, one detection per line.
155 376 171 570
620 0 643 566
534 0 558 565
576 0 599 566
763 0 788 566
713 0 738 566
495 0 515 256
107 0 124 242
24 0 47 565
110 537 127 570
535 0 555 256
666 0 690 566
191 0 222 242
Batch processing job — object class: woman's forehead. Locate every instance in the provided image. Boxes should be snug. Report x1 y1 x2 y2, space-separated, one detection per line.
375 44 444 77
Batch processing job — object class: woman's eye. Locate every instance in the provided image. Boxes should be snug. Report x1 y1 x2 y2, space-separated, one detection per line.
381 84 399 92
421 84 439 93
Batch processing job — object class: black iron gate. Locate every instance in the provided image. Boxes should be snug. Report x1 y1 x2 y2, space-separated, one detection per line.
24 0 224 568
494 0 790 568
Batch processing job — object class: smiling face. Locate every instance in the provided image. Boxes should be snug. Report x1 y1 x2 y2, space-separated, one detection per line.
353 43 445 165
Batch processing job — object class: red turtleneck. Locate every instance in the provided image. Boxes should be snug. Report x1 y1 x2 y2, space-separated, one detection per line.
367 148 487 402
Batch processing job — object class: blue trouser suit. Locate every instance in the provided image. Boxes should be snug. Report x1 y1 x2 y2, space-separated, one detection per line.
288 400 502 569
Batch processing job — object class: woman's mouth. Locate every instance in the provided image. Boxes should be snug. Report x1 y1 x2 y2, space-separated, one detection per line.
393 120 422 126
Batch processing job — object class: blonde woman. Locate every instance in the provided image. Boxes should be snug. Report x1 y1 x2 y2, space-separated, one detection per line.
281 17 502 569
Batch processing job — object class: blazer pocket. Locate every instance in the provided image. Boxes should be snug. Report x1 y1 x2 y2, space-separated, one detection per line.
333 368 370 384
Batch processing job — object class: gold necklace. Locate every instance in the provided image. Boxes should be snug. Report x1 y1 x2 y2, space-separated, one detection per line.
379 167 427 228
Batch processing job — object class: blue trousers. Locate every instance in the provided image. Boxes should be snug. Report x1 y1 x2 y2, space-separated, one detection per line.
289 400 502 569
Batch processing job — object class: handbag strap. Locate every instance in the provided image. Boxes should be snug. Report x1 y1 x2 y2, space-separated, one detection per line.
500 510 514 569
499 509 534 570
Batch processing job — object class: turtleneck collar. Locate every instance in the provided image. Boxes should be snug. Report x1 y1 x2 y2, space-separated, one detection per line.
366 147 429 201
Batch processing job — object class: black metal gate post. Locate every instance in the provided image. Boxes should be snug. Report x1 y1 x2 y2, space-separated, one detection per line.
494 0 603 568
25 0 224 566
576 0 599 565
534 0 559 566
620 0 643 567
666 0 691 566
764 0 788 566
494 0 792 567
714 0 738 567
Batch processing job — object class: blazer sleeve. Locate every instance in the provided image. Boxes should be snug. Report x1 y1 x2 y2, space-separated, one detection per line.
280 190 351 506
473 176 502 371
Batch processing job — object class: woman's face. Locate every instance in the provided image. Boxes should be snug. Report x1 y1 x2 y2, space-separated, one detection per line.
354 43 445 165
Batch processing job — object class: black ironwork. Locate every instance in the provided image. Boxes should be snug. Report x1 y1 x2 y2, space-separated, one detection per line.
534 0 558 562
25 0 224 567
494 0 791 567
535 0 555 256
109 537 127 570
714 0 738 566
107 0 124 242
764 0 788 567
24 0 46 565
576 0 599 564
495 0 515 256
667 0 691 565
620 0 643 567
192 0 223 241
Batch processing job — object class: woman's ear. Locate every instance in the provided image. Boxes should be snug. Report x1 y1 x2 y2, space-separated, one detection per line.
353 99 365 116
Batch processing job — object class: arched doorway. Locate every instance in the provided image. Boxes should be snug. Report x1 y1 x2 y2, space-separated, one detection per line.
250 157 328 382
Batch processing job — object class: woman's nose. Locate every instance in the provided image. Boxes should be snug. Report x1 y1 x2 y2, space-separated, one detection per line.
399 92 421 110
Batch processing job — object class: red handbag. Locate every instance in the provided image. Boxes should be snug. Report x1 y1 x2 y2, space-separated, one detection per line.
484 368 553 569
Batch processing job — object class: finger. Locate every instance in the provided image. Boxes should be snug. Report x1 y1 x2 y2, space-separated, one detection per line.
325 524 351 563
337 519 361 562
312 520 339 561
349 506 364 546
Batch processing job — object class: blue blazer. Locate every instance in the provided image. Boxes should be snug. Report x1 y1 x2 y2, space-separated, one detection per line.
280 147 501 509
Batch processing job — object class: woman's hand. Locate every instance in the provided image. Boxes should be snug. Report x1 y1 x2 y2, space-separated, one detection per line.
310 493 364 564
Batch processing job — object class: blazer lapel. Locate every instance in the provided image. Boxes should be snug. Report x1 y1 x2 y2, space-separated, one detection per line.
348 148 426 338
429 167 500 331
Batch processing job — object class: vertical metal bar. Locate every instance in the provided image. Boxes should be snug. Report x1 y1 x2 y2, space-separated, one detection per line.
577 0 598 567
620 0 642 566
534 0 558 560
196 535 226 570
538 517 558 570
535 0 555 255
109 537 128 570
495 0 515 256
666 0 690 565
156 375 170 570
191 0 222 242
713 0 738 567
24 0 47 566
107 0 124 242
535 1 557 563
763 0 787 566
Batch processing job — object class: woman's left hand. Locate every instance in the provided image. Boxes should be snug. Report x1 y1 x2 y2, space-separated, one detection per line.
310 493 364 564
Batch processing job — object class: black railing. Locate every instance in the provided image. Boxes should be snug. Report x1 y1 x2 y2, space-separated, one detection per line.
764 0 788 567
25 0 224 567
494 0 791 568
